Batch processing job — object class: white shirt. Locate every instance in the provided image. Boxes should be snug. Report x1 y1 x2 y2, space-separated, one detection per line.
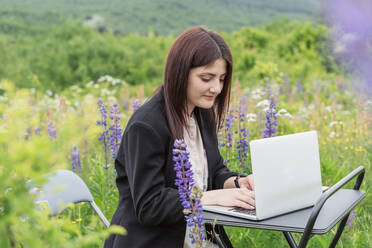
183 112 208 192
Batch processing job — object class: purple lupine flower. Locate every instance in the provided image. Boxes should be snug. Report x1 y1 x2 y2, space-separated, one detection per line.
25 127 32 140
224 109 235 148
263 86 278 138
325 1 372 96
173 139 205 247
97 98 111 169
280 74 291 96
295 81 304 95
48 120 57 140
236 99 251 169
71 145 81 174
35 127 41 136
220 109 235 164
132 99 141 113
239 94 248 116
346 210 357 226
217 124 225 148
109 103 122 160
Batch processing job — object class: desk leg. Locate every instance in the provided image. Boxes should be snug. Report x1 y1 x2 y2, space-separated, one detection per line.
329 212 350 248
283 232 298 248
211 226 227 248
211 225 234 248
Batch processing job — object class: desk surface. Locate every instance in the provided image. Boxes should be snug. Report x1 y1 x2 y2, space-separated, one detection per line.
203 189 365 234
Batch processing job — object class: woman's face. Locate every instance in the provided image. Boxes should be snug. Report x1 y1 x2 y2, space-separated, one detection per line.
186 58 227 116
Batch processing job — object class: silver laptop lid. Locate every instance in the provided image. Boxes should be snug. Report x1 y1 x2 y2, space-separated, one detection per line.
250 131 322 220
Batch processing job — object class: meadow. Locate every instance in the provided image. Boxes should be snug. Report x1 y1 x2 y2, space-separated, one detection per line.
0 20 371 247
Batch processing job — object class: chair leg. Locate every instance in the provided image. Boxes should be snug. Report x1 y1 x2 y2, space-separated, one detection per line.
283 232 298 248
90 201 110 228
329 213 349 248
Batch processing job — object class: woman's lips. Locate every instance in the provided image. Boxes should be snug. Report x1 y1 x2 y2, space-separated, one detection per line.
204 95 215 100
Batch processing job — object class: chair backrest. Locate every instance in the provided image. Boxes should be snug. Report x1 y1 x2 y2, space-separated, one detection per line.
35 169 109 227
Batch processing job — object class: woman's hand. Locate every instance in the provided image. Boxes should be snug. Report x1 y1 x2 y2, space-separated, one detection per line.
201 188 255 209
239 174 254 191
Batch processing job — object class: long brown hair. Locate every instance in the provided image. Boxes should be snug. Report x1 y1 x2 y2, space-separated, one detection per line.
150 26 233 139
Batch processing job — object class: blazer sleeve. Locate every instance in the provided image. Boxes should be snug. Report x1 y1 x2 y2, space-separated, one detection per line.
121 121 184 226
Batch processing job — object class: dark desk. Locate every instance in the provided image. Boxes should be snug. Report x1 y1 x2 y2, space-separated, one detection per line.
203 166 366 248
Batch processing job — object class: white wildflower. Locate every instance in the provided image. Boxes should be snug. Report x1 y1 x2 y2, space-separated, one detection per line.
298 107 309 118
246 113 257 122
46 90 53 96
86 81 94 88
256 99 270 108
277 109 288 116
251 88 264 100
325 106 332 112
329 131 339 138
284 113 293 118
108 96 117 104
29 187 40 195
329 121 344 128
111 78 122 86
100 88 111 96
336 104 343 110
329 121 338 128
98 75 114 83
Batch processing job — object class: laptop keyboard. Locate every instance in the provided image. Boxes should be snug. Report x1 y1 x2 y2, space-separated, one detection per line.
227 207 256 216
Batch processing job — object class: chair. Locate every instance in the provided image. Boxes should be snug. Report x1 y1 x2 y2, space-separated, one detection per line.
32 169 110 227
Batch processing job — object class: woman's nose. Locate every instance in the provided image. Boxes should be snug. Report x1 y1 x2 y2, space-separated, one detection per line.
210 79 222 93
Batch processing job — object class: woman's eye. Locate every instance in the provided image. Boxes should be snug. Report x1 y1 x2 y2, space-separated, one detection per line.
201 78 225 82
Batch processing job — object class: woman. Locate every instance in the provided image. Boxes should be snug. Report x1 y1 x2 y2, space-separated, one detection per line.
104 26 255 248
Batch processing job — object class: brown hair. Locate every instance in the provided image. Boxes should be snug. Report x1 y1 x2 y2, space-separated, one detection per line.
150 26 233 139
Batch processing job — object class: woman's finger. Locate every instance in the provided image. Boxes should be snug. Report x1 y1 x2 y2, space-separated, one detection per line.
246 174 254 186
240 188 255 199
233 199 255 209
236 189 256 207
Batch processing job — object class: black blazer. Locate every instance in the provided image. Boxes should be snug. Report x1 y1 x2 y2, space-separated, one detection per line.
104 86 237 248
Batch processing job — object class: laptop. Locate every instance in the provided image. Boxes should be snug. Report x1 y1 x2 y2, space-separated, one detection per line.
203 131 323 221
